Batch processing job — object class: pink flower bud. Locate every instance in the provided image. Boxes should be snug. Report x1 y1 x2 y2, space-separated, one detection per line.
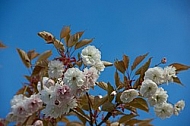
33 120 43 126
161 57 167 64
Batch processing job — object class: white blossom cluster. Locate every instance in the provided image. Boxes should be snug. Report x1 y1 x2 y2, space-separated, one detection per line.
120 65 185 119
6 94 43 123
140 66 185 119
7 45 104 121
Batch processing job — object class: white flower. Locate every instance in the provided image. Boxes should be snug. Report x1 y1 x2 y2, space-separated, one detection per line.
83 67 99 89
148 87 168 106
81 45 101 66
174 100 185 115
63 68 85 93
144 67 164 85
42 97 77 118
25 94 43 113
48 60 64 79
33 120 43 126
120 89 139 103
163 66 177 83
37 77 55 91
94 60 105 72
11 102 29 117
10 94 26 106
140 79 158 98
154 102 173 119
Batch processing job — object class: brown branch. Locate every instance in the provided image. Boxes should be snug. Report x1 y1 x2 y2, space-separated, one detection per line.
70 108 90 122
86 92 94 126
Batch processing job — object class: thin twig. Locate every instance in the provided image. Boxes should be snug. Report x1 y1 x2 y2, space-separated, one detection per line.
86 92 94 126
71 108 90 122
97 112 112 126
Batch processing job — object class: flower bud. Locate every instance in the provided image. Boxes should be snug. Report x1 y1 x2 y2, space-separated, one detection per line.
161 57 167 64
33 120 43 126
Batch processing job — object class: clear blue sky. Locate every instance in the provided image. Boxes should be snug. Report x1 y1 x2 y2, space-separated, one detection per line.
0 1 190 125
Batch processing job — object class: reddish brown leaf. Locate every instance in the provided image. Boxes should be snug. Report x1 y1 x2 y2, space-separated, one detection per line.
27 50 39 60
38 31 54 43
135 57 152 75
0 41 6 48
114 60 126 74
96 82 108 91
102 102 115 112
17 48 31 68
107 82 114 102
119 114 136 123
66 121 84 126
123 54 129 70
115 71 120 88
36 50 52 64
75 39 93 49
53 39 65 52
131 53 149 71
173 77 183 85
102 61 113 67
170 63 190 72
60 26 71 39
94 95 108 109
129 98 149 112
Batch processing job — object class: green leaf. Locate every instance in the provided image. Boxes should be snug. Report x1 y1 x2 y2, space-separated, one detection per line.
131 53 149 71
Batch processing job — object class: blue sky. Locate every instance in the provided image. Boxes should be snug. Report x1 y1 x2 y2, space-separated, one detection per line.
0 1 190 125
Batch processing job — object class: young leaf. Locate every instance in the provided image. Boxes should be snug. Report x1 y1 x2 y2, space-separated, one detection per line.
75 39 93 49
16 48 31 68
60 26 71 39
115 71 120 88
107 82 115 102
66 122 84 126
27 50 39 60
173 77 183 85
96 82 108 91
131 53 149 71
119 114 136 123
94 95 108 109
135 57 152 75
36 50 52 64
114 60 126 74
169 63 190 72
0 41 6 48
102 61 113 67
38 31 54 43
53 39 65 52
129 98 149 112
101 102 115 112
123 54 129 70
